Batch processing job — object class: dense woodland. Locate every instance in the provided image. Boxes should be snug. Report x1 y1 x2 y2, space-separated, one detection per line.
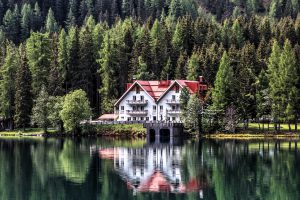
1 0 300 131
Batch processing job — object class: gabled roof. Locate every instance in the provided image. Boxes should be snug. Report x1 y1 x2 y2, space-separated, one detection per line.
114 79 207 106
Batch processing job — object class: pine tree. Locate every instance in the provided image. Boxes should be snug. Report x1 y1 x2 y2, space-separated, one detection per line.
280 40 298 130
175 51 188 79
169 0 183 19
48 33 64 96
183 94 202 133
31 86 51 133
212 51 235 111
0 43 19 130
187 51 200 80
14 44 32 130
32 2 42 32
66 26 80 91
160 57 172 80
20 3 32 41
58 29 68 94
26 32 51 96
267 40 282 130
45 8 59 33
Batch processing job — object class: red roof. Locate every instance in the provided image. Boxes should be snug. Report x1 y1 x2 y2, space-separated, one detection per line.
115 78 208 106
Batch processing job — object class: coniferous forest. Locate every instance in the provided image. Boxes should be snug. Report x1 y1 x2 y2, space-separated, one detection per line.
1 0 300 132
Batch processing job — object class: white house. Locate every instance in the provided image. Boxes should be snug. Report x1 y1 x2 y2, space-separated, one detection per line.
114 77 208 122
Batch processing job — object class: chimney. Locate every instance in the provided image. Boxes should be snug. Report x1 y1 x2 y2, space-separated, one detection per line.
199 76 204 84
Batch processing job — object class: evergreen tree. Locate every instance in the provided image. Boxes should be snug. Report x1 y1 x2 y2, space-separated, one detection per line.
187 51 200 80
175 51 188 79
26 32 51 96
32 2 42 31
31 86 51 133
212 51 235 111
267 40 282 129
183 94 202 133
160 57 172 80
169 0 183 19
45 8 59 33
14 44 32 130
58 29 68 93
20 3 32 41
0 43 19 130
280 40 298 129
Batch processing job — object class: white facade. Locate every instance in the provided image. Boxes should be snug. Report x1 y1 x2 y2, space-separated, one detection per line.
115 83 183 122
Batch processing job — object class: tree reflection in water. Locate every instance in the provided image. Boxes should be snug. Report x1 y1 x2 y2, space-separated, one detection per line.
0 138 300 200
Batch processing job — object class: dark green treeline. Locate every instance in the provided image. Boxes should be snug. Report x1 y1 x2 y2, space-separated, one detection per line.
2 0 300 130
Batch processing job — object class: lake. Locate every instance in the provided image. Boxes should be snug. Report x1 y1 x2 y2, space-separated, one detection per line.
0 137 299 200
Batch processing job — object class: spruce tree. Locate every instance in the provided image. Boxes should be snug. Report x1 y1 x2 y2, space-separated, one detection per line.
0 43 19 130
45 8 59 33
212 51 235 111
187 51 200 80
26 32 51 96
14 44 32 130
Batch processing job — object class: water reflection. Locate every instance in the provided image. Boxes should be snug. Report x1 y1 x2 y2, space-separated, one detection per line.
99 143 205 194
0 138 300 200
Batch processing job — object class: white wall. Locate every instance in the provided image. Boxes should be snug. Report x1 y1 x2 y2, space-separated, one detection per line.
157 89 182 122
116 90 156 121
115 84 183 122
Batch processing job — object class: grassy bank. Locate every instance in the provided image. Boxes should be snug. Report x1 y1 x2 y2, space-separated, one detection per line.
94 124 146 137
0 128 57 137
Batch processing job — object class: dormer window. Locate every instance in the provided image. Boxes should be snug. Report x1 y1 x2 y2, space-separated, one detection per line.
175 85 179 93
136 87 140 94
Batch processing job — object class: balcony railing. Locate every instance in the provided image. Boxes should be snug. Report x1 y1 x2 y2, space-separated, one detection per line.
167 109 181 114
166 99 180 104
126 110 148 115
126 100 148 105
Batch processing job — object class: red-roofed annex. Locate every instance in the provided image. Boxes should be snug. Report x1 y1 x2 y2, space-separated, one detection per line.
114 76 208 122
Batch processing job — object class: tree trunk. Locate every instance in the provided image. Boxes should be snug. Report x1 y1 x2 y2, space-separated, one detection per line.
295 118 298 132
288 123 291 132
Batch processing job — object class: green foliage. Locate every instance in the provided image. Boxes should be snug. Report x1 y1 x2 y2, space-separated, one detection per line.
14 44 32 129
31 87 51 132
60 89 92 133
183 94 201 133
26 32 51 97
0 43 18 122
212 51 235 111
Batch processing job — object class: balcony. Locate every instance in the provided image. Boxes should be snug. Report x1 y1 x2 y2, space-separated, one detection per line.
126 100 148 105
166 99 180 104
167 109 181 114
126 110 148 115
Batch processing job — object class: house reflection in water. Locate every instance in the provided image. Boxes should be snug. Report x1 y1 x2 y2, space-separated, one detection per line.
99 144 205 195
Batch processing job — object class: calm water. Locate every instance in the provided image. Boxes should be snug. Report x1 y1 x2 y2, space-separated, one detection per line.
0 137 300 200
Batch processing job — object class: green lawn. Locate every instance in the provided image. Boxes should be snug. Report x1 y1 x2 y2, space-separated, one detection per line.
246 123 299 132
95 124 146 136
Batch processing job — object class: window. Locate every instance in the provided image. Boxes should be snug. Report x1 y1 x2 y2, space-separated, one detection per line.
121 106 124 110
172 117 176 121
175 85 179 93
133 106 136 110
141 106 144 111
141 96 144 101
146 117 149 121
133 117 136 121
153 116 157 121
172 95 176 100
133 96 136 101
128 117 131 121
160 105 163 111
172 105 176 110
167 117 170 121
136 87 140 94
140 117 144 121
153 105 156 111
